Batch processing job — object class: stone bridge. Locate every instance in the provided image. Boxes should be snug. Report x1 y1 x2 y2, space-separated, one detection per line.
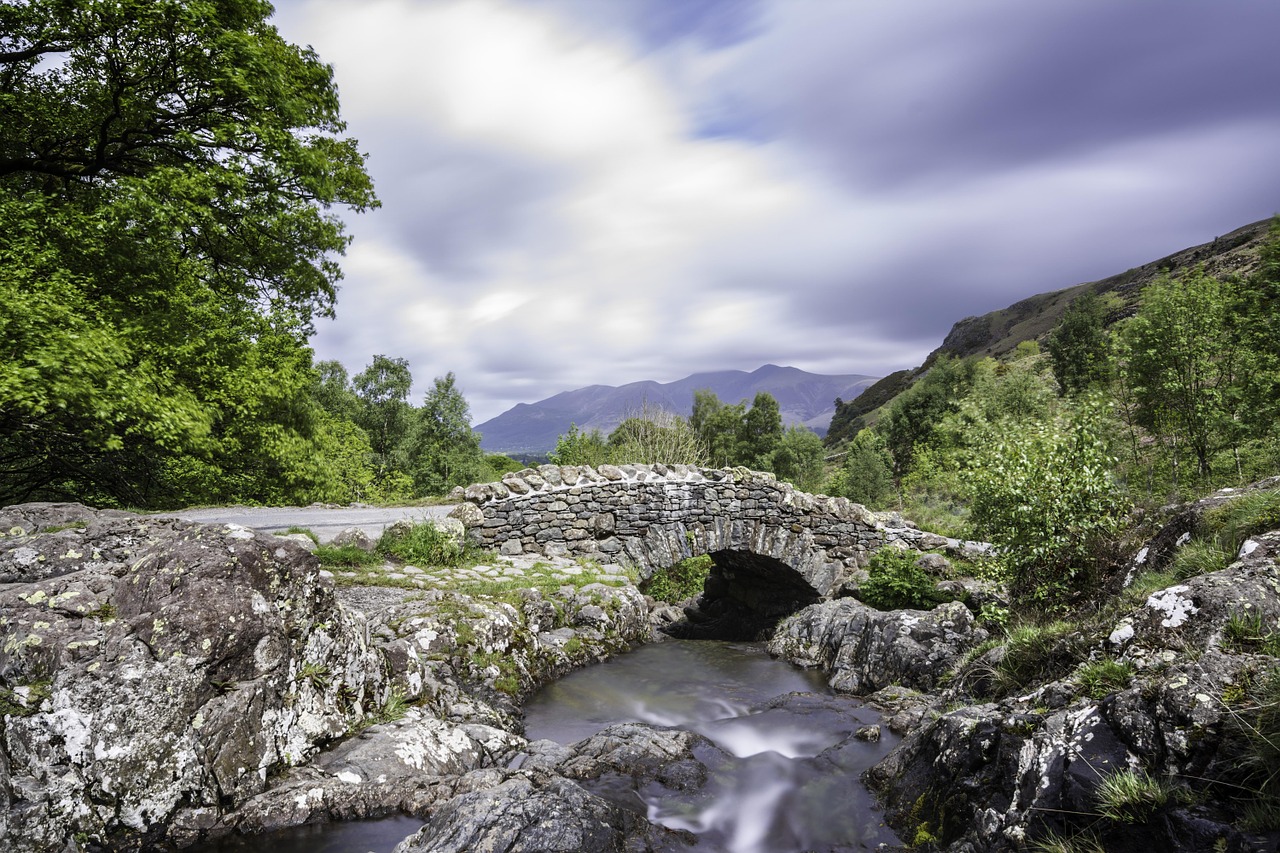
453 463 970 637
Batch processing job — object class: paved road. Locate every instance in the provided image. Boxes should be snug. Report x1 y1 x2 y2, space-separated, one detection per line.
162 504 456 544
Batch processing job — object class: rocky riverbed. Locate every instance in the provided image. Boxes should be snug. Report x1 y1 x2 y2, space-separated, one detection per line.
4 488 1280 851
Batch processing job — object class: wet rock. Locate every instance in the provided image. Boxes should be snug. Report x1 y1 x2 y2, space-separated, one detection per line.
556 723 712 791
768 598 987 694
392 770 678 853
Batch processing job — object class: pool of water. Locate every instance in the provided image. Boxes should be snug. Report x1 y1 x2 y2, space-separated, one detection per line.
523 639 902 853
192 815 423 853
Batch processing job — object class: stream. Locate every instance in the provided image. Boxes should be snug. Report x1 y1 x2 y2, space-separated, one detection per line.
523 639 902 852
198 640 900 852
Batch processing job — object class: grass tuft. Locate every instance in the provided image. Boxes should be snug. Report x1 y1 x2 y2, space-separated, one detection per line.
1094 768 1177 823
1076 658 1135 699
314 543 383 568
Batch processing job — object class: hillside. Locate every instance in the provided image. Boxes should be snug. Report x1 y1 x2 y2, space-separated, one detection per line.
477 365 879 455
930 217 1274 363
826 216 1277 446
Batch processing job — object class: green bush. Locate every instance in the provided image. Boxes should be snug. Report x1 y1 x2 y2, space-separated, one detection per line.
377 521 468 567
968 397 1128 609
856 548 953 611
642 555 712 603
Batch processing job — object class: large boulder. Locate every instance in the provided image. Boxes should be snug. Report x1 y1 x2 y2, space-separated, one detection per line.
391 770 679 853
0 504 388 851
767 598 987 694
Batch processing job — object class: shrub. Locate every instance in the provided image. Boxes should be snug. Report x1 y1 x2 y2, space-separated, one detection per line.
968 397 1129 609
643 555 712 603
378 521 467 567
856 548 954 611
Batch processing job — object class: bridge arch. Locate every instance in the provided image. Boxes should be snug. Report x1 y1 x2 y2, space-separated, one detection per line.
453 463 957 637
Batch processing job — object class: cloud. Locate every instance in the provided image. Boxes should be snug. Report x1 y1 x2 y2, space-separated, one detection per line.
274 0 1280 423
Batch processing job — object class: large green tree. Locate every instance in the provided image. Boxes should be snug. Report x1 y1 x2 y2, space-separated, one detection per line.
1046 291 1113 396
0 0 375 505
1121 269 1240 483
352 355 414 474
406 373 488 495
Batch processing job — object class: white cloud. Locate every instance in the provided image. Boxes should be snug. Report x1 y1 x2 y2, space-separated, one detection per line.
274 0 1280 423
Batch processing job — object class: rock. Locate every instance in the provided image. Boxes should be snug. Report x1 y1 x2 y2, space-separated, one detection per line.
274 532 318 552
0 504 387 852
1111 530 1280 655
768 598 987 694
391 771 675 853
554 722 713 790
448 502 484 529
915 552 951 574
332 526 376 551
854 724 881 742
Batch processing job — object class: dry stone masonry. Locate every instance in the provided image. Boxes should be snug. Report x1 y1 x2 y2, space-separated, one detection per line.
454 464 975 636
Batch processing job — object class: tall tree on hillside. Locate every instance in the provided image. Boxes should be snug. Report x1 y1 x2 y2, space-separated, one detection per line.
1047 292 1113 396
1121 269 1240 483
1233 221 1280 436
883 356 975 479
0 0 376 505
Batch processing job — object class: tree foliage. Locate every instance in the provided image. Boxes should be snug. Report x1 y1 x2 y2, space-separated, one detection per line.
1047 292 1113 396
769 425 826 492
689 389 784 470
407 372 488 495
828 429 894 507
1120 269 1239 482
968 398 1128 607
0 0 376 506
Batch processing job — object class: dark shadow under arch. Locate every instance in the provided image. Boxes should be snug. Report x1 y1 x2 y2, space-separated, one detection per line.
662 549 823 641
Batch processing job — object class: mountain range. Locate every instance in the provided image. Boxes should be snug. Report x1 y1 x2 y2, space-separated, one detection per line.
475 364 878 455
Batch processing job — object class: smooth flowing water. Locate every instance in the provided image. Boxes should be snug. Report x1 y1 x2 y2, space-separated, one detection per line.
196 640 900 852
523 639 902 853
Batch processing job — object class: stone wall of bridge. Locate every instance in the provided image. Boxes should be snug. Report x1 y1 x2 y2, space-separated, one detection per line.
455 463 958 608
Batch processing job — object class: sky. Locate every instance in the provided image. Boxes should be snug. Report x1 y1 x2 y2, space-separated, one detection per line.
270 0 1280 424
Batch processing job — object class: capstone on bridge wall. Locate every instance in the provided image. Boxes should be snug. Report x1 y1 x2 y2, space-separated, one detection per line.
456 463 954 596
